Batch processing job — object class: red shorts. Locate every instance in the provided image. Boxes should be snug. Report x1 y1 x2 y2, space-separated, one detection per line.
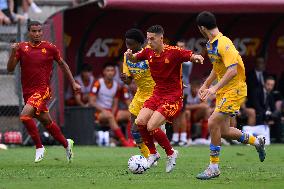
143 94 183 122
24 87 51 115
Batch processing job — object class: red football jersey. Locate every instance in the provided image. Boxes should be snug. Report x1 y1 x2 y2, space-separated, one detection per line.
15 41 62 98
136 45 193 98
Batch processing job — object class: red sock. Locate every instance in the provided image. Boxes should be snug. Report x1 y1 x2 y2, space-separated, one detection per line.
113 128 129 146
151 128 174 156
137 125 157 154
201 120 209 139
20 116 43 149
45 122 68 148
127 121 133 140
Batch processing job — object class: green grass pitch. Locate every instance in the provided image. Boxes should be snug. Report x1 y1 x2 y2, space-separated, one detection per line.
0 145 284 189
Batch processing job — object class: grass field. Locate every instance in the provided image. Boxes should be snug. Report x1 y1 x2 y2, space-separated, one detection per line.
0 145 284 189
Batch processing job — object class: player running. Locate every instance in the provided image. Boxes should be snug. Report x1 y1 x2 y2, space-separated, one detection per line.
195 11 266 180
125 25 204 172
121 28 154 158
7 21 80 163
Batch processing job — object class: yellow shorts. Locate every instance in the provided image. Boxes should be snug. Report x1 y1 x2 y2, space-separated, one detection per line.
215 87 247 116
129 89 153 116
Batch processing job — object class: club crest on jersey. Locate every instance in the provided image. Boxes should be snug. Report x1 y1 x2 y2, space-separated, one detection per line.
165 58 170 63
42 48 47 54
24 46 29 51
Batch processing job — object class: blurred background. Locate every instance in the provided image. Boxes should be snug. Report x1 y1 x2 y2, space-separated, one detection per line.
0 0 284 147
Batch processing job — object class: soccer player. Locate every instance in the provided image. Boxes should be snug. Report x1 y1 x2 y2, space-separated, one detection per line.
125 25 204 172
195 11 266 179
89 63 131 147
121 28 154 158
7 21 80 163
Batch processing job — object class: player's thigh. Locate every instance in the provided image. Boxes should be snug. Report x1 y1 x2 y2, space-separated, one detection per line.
147 111 167 131
116 110 131 121
35 111 52 126
98 111 115 122
136 108 154 125
208 111 229 131
21 104 36 117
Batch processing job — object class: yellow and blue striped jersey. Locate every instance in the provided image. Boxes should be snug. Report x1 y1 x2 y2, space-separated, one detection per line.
207 32 247 94
123 55 155 92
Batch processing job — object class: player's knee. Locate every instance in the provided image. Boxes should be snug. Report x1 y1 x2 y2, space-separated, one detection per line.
147 122 156 131
135 117 147 126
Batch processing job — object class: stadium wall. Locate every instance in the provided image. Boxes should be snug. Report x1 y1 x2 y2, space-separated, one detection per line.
63 3 284 79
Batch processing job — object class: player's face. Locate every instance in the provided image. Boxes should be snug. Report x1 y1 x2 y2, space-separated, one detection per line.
81 71 92 81
176 41 186 49
103 66 115 80
29 25 43 43
198 26 209 39
147 32 163 50
125 38 141 53
264 79 275 93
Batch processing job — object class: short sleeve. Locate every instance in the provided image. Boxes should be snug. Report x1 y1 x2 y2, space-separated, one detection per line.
51 43 63 62
90 80 100 95
177 48 193 63
123 55 131 77
136 48 149 61
218 37 239 68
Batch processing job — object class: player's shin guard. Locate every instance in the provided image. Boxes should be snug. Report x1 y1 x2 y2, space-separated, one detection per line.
209 144 221 168
113 128 129 147
132 130 150 158
20 116 43 149
151 128 174 156
137 125 157 154
45 122 68 148
237 132 257 145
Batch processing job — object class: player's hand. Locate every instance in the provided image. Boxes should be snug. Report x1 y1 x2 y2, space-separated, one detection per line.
72 82 81 93
11 43 19 53
200 87 217 101
124 49 133 59
191 54 204 64
198 84 208 99
120 73 132 84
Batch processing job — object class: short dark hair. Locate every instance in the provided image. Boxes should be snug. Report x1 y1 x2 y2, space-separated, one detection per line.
125 28 145 44
147 25 164 35
103 62 115 70
177 39 186 43
27 20 42 31
196 11 217 30
81 63 93 72
265 76 276 82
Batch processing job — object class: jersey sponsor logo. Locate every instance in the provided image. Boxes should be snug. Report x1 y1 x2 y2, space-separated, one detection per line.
42 48 47 54
165 58 170 64
24 46 29 52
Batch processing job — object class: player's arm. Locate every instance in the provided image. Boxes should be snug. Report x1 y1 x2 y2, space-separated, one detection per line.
7 43 19 72
121 55 133 85
178 48 204 64
124 48 149 63
89 81 105 112
74 93 87 107
198 69 217 99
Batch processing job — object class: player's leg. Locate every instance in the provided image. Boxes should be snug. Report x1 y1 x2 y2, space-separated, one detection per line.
196 111 225 179
147 110 178 173
116 110 134 145
99 111 129 147
36 111 74 162
20 104 45 162
130 114 150 157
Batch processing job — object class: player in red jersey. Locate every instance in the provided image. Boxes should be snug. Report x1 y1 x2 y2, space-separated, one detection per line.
7 21 81 163
125 25 204 172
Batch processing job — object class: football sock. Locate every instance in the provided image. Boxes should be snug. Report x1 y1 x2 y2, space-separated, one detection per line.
151 128 174 156
20 115 43 149
45 122 68 148
131 129 150 157
113 128 129 146
209 143 220 170
238 132 259 146
137 124 157 154
172 133 179 142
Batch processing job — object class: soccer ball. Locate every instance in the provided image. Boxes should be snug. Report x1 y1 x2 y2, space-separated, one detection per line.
128 155 148 174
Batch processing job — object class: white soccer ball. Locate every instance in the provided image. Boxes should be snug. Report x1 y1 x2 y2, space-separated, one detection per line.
128 155 148 174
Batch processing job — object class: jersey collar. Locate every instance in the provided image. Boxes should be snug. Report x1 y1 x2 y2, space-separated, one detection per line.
209 32 223 44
